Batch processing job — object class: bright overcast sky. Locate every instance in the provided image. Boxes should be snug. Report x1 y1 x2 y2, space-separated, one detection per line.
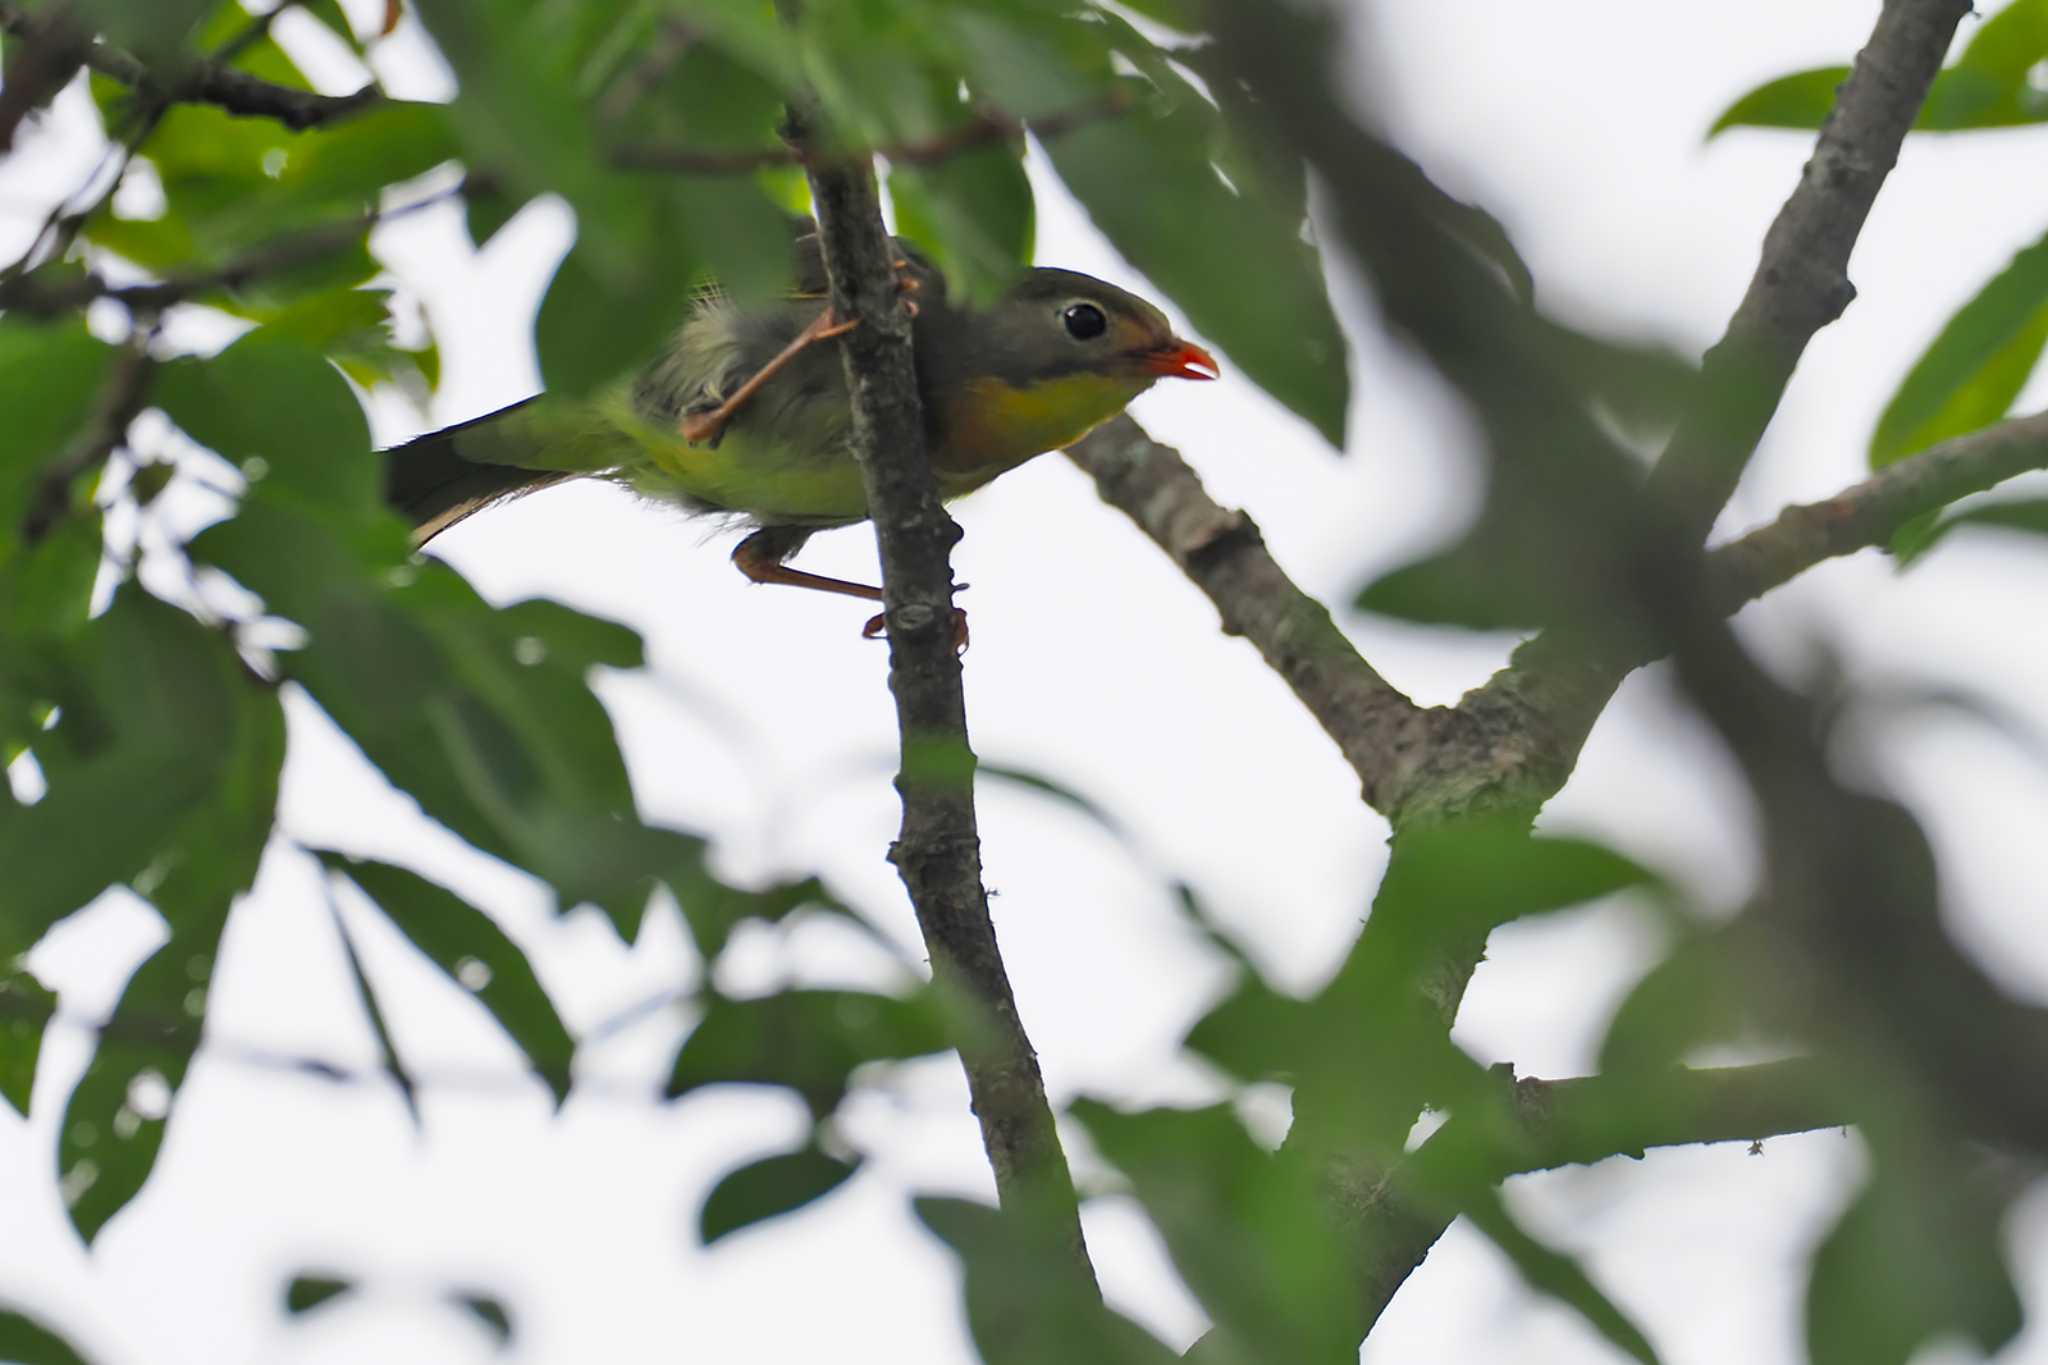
7 2 2048 1363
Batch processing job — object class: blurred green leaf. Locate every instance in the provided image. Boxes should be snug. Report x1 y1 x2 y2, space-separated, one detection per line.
191 494 679 927
259 288 438 395
1599 927 1763 1074
156 327 375 509
659 840 858 963
798 1 958 146
698 1144 858 1245
0 972 55 1116
447 1291 514 1348
0 1308 97 1365
1869 233 2048 558
1959 0 2048 80
0 589 271 962
1713 5 2048 140
1873 234 2048 471
666 987 948 1113
535 174 789 397
1914 496 2048 558
0 510 105 641
0 322 115 559
1807 1162 2022 1365
283 1274 354 1315
463 181 528 250
72 0 212 62
888 145 1034 307
1048 77 1350 446
915 1197 1181 1365
57 607 283 1244
1458 1185 1662 1365
1072 1100 1358 1362
1709 67 1851 136
323 855 578 1103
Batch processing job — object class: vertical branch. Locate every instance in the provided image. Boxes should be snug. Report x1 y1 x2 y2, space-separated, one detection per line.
787 116 1097 1288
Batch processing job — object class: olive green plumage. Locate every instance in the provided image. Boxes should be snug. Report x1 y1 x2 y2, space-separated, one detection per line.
385 237 1212 559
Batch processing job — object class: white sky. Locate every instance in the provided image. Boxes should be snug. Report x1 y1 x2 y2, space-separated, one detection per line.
7 2 2048 1363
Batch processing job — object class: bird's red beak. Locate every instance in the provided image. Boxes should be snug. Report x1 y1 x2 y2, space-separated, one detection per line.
1143 340 1220 382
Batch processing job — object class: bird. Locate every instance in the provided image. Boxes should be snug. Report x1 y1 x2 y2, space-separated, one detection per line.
382 236 1218 647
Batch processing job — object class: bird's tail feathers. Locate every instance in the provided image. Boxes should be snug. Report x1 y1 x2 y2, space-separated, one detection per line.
383 397 576 544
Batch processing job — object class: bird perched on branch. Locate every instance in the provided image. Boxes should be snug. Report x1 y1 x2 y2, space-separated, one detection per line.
383 236 1217 648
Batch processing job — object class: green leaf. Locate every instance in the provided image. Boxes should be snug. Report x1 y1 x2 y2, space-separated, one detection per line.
72 0 212 63
659 841 853 964
0 322 115 558
0 972 55 1117
1458 1186 1662 1365
1873 234 2048 474
888 145 1034 307
1914 496 2048 559
322 855 577 1103
0 1308 98 1365
1807 1165 2022 1365
1712 48 2048 137
57 621 283 1244
1598 927 1760 1075
1047 79 1350 446
1071 1101 1359 1362
283 1275 354 1315
155 328 375 510
260 288 439 395
0 509 105 641
915 1197 1181 1365
329 885 421 1124
698 1145 858 1245
0 590 266 962
666 988 948 1114
1709 67 1851 136
446 1291 514 1348
190 495 676 924
1958 0 2048 84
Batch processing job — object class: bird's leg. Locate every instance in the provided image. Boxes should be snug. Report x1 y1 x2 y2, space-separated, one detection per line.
680 263 923 447
681 309 859 447
732 529 883 604
732 528 968 653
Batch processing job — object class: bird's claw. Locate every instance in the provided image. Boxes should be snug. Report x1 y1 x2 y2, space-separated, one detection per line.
862 606 970 654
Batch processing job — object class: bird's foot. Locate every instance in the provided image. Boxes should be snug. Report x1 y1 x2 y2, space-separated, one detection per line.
862 604 970 655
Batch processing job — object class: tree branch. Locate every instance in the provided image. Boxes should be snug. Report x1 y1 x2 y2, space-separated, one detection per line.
1463 0 1975 793
1330 1058 1850 1325
788 115 1097 1289
1456 1058 1844 1178
0 4 382 132
1646 0 1973 545
1067 416 1433 815
1196 0 1969 1346
1707 408 2048 612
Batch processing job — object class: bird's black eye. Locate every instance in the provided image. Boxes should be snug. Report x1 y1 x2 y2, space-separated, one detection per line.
1062 302 1107 340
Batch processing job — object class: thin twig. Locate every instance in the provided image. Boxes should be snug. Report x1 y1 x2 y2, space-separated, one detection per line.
0 2 382 132
790 108 1098 1290
1706 408 2048 612
0 5 88 153
0 179 469 315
